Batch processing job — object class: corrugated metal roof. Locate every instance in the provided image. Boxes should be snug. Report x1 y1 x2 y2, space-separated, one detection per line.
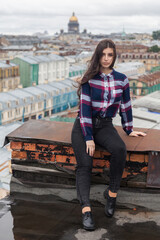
0 92 18 102
50 116 75 122
19 56 38 64
23 86 50 96
69 64 86 72
18 54 65 64
9 88 36 99
0 147 11 162
36 84 58 95
113 106 160 130
0 61 17 68
0 121 23 148
2 45 33 50
48 81 69 91
133 91 160 112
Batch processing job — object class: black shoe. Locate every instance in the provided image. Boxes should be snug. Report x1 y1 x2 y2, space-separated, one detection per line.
82 211 95 231
104 188 116 217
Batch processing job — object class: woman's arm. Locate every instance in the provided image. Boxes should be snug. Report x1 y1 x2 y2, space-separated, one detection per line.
120 77 146 138
119 77 133 135
79 82 94 141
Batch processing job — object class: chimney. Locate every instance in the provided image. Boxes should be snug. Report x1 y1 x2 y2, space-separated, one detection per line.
6 60 10 65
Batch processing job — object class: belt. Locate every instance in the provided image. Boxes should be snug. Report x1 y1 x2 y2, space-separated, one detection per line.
93 115 112 128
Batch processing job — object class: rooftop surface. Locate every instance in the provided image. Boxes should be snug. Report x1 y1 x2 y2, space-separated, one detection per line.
6 119 160 152
133 91 160 112
17 54 65 64
0 186 160 240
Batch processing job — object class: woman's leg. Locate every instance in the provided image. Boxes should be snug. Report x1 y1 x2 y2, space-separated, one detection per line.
94 121 127 193
71 117 93 210
94 120 126 217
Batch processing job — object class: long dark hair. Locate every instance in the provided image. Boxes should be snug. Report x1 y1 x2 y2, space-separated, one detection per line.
77 39 117 98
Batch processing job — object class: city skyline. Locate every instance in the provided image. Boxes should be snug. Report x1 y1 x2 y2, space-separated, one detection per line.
0 0 160 35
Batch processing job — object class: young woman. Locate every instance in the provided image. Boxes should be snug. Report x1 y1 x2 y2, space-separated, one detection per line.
71 39 146 231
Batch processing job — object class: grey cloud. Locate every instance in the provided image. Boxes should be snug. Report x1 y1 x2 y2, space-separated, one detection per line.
0 0 160 34
0 0 160 18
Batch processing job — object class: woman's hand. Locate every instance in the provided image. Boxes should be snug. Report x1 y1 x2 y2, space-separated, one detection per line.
129 131 147 137
86 140 95 157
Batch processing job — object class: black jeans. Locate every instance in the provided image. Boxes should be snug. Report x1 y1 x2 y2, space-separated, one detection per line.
71 116 127 209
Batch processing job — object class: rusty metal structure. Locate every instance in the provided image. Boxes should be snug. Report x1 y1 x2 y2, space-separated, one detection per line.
5 119 160 189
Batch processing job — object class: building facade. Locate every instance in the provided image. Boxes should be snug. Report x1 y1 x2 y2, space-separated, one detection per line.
0 78 78 125
115 62 146 77
129 71 160 97
117 52 160 71
11 54 69 87
0 60 21 92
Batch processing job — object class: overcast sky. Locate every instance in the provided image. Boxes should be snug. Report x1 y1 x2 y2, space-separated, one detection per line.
0 0 160 35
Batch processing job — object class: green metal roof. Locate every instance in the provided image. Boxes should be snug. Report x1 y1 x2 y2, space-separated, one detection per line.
150 66 160 73
50 116 75 122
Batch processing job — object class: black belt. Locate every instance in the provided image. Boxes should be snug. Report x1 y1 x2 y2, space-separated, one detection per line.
93 115 112 128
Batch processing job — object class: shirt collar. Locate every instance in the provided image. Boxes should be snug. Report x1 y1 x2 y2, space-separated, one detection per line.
99 68 114 78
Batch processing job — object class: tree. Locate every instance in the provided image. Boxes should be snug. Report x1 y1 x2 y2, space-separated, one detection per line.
148 45 160 52
152 30 160 40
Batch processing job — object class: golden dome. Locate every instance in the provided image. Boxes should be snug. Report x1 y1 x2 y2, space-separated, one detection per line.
69 12 78 22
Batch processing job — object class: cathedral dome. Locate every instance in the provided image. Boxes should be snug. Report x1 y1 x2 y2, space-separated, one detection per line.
68 12 79 33
69 12 78 22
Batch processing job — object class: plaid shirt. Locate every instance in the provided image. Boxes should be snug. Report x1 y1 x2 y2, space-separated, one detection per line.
78 68 133 141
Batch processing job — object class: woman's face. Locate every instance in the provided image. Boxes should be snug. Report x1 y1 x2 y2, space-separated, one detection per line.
99 48 114 69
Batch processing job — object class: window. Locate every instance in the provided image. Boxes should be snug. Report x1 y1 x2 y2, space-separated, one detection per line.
30 97 34 102
31 104 35 111
7 102 11 108
38 102 42 109
25 106 28 113
16 108 20 115
8 111 12 118
8 80 12 87
46 100 50 107
4 70 6 78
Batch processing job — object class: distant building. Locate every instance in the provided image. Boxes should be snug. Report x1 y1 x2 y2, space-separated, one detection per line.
0 60 21 92
2 35 41 46
129 71 160 97
69 64 86 78
68 12 79 34
11 54 69 87
0 49 9 60
116 44 149 54
59 12 85 43
115 62 146 77
0 78 78 125
0 36 10 47
117 52 160 71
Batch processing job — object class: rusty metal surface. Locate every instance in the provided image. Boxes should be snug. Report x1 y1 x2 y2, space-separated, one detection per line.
6 119 160 152
147 152 160 188
6 120 72 146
